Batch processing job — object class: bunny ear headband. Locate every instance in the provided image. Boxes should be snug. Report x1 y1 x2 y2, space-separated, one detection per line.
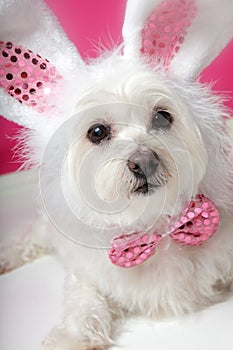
0 0 88 130
1 0 233 131
123 0 233 79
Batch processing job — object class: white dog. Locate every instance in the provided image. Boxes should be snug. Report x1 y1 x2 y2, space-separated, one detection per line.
0 0 233 349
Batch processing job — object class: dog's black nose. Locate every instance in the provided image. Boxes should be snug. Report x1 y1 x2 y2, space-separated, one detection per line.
127 150 159 178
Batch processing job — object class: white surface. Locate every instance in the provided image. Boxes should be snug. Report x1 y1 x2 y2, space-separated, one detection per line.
0 255 233 350
115 300 233 350
0 257 65 350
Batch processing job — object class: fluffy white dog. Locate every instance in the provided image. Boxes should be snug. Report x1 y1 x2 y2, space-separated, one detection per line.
0 0 233 349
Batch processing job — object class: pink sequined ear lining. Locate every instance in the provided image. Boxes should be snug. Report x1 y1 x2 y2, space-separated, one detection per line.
0 41 62 113
108 195 219 268
141 0 197 65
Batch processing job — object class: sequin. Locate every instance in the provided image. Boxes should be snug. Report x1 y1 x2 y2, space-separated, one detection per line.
15 48 21 54
40 63 46 70
187 212 195 219
125 262 132 268
202 202 209 209
10 56 17 62
194 207 202 214
32 58 38 65
126 252 133 259
213 217 219 224
6 42 12 49
14 88 21 95
21 72 28 79
29 88 36 95
6 73 13 80
24 52 30 59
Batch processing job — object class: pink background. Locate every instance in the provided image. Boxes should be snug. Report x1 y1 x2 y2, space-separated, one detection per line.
0 0 233 174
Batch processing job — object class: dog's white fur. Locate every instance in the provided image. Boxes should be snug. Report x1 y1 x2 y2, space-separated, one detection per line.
1 0 233 349
36 55 233 349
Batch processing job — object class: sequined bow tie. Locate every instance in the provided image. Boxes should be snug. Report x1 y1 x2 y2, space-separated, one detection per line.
108 194 220 268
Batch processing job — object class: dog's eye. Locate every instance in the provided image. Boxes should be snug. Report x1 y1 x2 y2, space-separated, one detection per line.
87 124 111 144
151 110 173 130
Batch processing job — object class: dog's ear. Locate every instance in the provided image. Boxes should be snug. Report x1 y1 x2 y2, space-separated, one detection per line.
0 0 87 130
122 0 233 80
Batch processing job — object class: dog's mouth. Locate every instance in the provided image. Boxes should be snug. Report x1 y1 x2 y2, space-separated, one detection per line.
134 177 158 195
131 163 168 196
134 181 148 194
134 182 158 194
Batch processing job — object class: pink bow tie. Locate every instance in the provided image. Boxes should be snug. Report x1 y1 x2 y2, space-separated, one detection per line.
0 41 62 113
108 195 220 268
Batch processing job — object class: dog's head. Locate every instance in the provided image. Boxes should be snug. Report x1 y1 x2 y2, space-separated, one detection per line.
62 56 232 237
67 67 206 230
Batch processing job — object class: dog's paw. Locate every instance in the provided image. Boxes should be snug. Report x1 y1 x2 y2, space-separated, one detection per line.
0 256 12 274
0 241 49 275
42 328 107 350
0 243 22 274
0 217 52 274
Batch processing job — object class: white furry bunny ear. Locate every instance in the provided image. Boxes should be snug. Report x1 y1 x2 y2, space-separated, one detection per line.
0 0 87 130
122 0 233 80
